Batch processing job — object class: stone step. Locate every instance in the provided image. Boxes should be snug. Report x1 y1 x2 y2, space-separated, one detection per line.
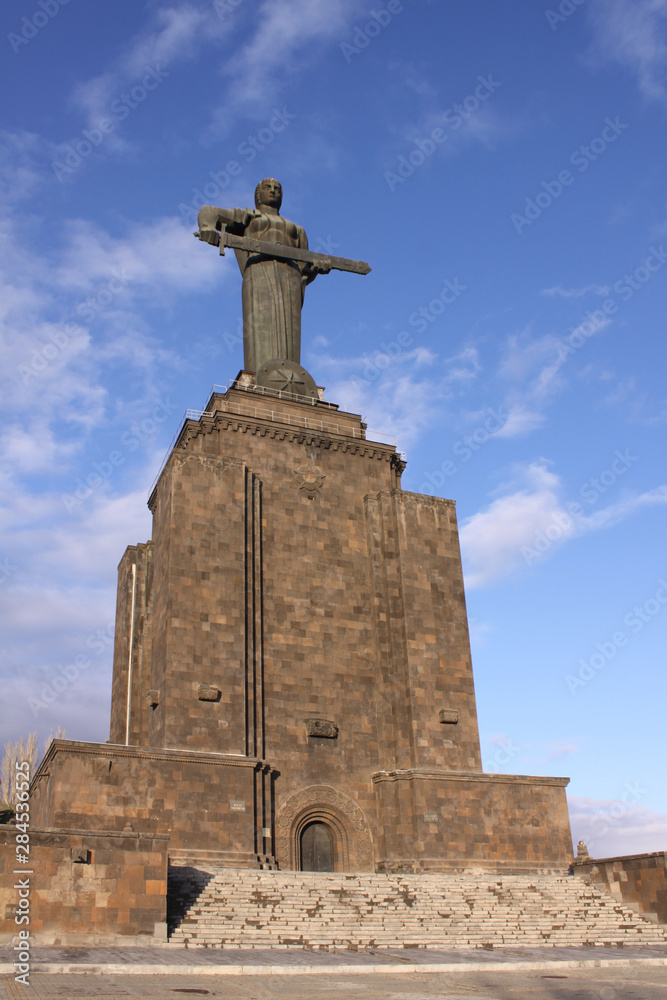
167 867 667 949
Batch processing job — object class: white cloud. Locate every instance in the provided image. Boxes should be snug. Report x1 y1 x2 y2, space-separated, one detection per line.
71 4 225 129
569 794 667 857
460 462 568 588
460 462 667 588
587 0 667 101
221 0 356 114
492 404 545 438
542 284 611 299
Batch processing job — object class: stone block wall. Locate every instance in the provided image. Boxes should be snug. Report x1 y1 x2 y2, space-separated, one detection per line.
30 741 276 863
574 851 667 924
0 827 168 945
373 769 572 872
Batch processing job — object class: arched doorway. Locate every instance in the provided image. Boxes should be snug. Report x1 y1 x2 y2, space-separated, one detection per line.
300 821 334 871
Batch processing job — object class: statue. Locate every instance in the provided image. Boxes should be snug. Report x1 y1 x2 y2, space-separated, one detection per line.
196 178 370 391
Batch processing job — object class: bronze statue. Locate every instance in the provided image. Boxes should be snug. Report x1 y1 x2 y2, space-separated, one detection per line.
196 178 370 379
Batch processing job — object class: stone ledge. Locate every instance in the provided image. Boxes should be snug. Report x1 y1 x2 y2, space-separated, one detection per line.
33 739 268 785
371 768 570 787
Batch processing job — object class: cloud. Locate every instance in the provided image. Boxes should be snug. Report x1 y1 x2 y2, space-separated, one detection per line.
587 0 667 101
0 130 50 204
494 317 611 439
71 4 225 130
542 284 611 299
492 404 545 438
221 0 356 114
460 462 568 588
569 794 667 857
460 462 667 588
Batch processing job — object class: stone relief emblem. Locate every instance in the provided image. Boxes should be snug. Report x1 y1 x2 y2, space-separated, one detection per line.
293 459 325 499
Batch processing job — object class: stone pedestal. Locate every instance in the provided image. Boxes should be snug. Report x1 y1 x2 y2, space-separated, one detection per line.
32 379 573 875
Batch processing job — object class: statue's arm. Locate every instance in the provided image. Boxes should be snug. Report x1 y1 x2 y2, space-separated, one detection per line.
197 205 252 243
298 226 331 286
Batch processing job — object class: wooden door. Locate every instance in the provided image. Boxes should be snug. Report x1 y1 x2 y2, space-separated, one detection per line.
300 822 334 871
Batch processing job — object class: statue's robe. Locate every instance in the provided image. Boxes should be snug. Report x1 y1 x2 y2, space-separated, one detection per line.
223 208 309 373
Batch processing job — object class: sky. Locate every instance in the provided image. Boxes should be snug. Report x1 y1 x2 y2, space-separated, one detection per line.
1 0 666 858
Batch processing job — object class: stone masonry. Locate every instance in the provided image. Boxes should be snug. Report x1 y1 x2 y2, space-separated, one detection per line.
31 377 573 877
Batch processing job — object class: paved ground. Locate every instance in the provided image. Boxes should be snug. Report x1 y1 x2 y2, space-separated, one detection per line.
1 966 667 999
1 944 667 969
1 945 666 998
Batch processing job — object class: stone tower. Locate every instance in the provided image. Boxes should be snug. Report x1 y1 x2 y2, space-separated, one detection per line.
31 180 573 876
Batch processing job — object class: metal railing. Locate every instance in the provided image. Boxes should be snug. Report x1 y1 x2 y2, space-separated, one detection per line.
148 385 401 497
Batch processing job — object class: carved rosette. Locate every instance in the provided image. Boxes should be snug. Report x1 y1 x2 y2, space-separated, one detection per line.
275 784 374 872
293 459 325 499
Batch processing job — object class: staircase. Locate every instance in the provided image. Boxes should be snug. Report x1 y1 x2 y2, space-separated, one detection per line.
168 866 667 949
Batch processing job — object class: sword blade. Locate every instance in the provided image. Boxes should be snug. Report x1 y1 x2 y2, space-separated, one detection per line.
221 231 371 275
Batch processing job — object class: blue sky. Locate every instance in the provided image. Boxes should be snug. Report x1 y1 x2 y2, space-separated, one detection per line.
1 0 666 857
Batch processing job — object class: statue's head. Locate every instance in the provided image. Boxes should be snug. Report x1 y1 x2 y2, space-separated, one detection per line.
255 177 282 211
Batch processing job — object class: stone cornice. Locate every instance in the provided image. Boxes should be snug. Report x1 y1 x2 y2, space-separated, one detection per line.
371 767 569 787
1 826 171 842
33 739 268 783
179 411 398 461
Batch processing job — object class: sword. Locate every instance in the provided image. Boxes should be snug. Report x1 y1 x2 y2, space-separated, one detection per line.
195 228 371 275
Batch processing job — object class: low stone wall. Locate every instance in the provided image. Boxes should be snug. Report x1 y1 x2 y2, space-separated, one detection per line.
0 827 168 945
574 851 667 924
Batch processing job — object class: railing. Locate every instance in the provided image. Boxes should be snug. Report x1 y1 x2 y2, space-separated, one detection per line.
148 385 401 497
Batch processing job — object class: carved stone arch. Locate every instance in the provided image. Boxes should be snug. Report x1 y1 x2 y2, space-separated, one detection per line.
275 784 374 872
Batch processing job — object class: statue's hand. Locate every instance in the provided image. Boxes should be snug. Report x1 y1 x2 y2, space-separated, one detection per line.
304 261 331 276
198 228 221 247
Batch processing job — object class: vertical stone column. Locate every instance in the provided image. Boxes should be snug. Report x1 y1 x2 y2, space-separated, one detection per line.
110 542 153 746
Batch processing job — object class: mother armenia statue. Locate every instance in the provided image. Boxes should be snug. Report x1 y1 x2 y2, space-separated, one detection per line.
196 178 369 384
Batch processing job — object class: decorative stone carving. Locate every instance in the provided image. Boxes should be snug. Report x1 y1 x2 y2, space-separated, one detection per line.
293 459 325 499
305 719 338 739
576 840 590 859
439 709 459 725
197 684 220 702
146 689 159 707
275 784 374 872
92 758 111 775
256 358 319 400
71 848 91 864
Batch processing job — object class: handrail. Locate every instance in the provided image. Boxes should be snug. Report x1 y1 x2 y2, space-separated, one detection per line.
148 390 400 498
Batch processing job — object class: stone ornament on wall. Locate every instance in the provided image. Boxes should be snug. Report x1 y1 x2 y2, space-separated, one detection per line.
305 719 338 739
275 784 374 872
197 685 221 702
293 459 325 499
439 709 459 725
